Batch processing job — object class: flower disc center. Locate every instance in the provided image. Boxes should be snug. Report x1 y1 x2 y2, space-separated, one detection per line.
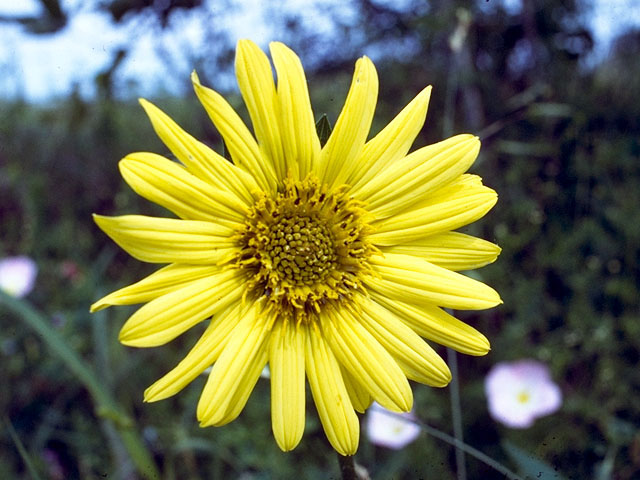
234 175 375 320
265 215 336 285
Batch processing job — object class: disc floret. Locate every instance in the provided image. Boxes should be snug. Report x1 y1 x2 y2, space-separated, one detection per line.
235 175 375 320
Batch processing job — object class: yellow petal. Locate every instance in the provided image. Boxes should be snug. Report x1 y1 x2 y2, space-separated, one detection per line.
322 305 412 413
316 56 378 189
341 367 372 414
369 175 497 245
235 39 285 182
144 301 242 401
270 42 321 180
348 86 431 188
305 324 359 456
371 291 491 356
367 252 502 310
118 269 245 347
119 152 247 227
269 319 306 451
197 301 271 426
381 232 501 271
191 72 277 193
93 214 236 265
359 297 451 387
213 342 269 427
354 135 480 219
90 264 218 312
138 99 257 204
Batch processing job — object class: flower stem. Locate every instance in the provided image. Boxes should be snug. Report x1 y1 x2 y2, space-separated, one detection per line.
448 348 467 480
380 409 524 480
337 453 357 480
443 12 468 478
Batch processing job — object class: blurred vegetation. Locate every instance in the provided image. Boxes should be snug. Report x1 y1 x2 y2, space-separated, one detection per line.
1 0 640 478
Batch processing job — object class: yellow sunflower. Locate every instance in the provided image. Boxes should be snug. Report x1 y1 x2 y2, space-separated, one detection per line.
92 39 501 456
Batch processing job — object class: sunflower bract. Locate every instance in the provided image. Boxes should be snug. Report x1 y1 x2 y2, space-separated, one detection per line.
92 39 502 456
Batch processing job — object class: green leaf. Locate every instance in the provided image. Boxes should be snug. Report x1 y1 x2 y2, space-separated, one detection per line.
316 114 332 147
5 417 43 480
503 441 568 480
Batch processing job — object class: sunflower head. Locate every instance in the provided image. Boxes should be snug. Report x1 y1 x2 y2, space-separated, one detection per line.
92 39 501 456
236 175 375 321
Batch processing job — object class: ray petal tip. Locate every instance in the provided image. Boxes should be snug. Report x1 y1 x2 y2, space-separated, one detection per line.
118 156 132 171
142 388 154 403
481 283 503 305
420 84 433 98
118 327 137 346
89 301 105 313
436 364 453 387
268 40 286 51
236 38 258 53
276 433 302 452
475 337 492 356
92 213 109 228
143 385 165 403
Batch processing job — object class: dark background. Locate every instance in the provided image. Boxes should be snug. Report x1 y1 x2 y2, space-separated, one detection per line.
1 0 639 478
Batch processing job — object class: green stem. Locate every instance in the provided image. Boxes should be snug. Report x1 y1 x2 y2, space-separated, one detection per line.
0 291 159 480
337 453 357 480
442 12 469 478
381 410 524 480
447 348 467 480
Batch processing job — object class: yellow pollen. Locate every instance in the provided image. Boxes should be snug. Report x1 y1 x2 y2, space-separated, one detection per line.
516 391 531 404
265 215 336 286
233 175 375 321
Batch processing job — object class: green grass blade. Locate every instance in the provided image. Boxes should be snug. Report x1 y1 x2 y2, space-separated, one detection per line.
0 291 160 480
5 416 44 480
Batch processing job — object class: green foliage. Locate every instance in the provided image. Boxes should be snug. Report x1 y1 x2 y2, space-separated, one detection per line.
315 114 332 148
503 441 568 480
1 1 640 479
